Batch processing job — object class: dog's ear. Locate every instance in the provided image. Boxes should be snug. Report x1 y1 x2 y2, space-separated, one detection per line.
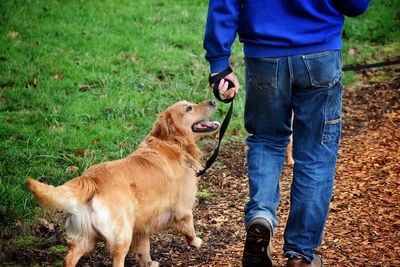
150 112 176 140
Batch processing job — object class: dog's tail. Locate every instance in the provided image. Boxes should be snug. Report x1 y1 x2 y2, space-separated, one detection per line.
27 176 97 213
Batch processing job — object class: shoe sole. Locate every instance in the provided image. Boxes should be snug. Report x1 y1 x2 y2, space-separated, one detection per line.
242 223 272 267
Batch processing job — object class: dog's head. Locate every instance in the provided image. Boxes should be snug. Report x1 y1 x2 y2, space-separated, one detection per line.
150 100 220 141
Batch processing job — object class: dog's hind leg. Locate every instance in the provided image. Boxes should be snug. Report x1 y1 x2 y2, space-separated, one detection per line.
64 241 94 267
111 241 131 267
131 233 159 267
108 226 133 267
173 212 202 249
64 245 84 267
64 212 97 267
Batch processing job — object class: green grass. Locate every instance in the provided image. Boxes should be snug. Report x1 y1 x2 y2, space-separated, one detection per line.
196 188 213 201
0 0 399 233
12 235 37 248
49 245 68 253
341 0 400 83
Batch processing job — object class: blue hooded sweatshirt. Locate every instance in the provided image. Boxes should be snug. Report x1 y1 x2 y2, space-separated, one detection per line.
204 0 370 72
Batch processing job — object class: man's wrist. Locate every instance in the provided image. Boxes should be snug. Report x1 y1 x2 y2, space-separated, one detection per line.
209 57 230 73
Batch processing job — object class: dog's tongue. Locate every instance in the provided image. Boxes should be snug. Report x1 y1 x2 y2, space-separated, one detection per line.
193 120 220 131
199 121 219 129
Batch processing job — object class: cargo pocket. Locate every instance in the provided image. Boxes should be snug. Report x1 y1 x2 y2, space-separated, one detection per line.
321 80 343 145
303 50 341 88
246 57 279 90
321 118 342 145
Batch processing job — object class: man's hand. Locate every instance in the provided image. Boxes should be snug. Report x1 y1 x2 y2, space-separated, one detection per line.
211 72 240 99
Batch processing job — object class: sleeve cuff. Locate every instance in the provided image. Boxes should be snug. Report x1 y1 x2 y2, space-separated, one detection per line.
210 57 230 73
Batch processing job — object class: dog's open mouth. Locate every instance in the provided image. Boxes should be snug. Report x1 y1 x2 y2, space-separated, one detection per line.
192 120 220 132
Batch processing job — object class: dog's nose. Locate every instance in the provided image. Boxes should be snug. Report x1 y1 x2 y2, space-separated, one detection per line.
208 100 216 107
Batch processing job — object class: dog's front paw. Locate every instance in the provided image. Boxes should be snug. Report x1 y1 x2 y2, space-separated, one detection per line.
149 261 159 267
189 237 202 249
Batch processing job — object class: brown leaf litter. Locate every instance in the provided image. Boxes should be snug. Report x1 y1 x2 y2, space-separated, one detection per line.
1 68 399 266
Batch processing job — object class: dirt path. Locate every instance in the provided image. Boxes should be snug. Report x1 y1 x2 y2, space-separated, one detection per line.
2 68 399 266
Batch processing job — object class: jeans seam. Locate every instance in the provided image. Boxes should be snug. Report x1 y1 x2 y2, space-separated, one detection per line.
288 56 293 86
273 58 279 88
321 88 330 144
328 74 341 88
303 50 335 59
249 57 279 63
302 55 315 86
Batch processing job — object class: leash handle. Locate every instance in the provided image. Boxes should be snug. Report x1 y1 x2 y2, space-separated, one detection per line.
197 67 235 177
208 67 236 103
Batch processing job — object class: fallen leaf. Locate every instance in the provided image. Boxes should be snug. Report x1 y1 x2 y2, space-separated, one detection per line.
79 84 92 91
79 80 105 91
54 73 62 80
348 48 357 56
25 77 38 88
37 217 55 232
7 31 19 39
119 142 128 149
66 165 79 174
74 149 92 157
125 124 134 132
130 56 140 63
52 125 64 132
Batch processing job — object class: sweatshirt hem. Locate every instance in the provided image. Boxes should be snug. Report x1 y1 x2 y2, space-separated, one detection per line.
243 36 342 58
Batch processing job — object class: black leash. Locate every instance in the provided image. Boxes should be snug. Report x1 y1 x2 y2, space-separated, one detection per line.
195 58 400 176
196 67 235 177
343 59 400 72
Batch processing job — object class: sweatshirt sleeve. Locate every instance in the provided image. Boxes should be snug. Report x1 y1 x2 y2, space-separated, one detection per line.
203 0 241 73
333 0 371 17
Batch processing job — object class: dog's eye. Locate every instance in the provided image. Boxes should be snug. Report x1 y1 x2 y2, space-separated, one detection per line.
186 106 192 112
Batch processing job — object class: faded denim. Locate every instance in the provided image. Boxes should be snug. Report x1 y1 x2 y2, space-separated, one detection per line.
244 50 342 262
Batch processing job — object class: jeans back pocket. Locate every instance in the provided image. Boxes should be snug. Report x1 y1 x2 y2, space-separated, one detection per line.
303 50 341 88
246 57 279 90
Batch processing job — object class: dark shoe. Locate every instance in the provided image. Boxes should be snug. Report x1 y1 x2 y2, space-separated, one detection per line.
286 255 323 267
242 219 272 267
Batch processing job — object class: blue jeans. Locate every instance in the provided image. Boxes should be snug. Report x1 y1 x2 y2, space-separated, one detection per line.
244 50 342 262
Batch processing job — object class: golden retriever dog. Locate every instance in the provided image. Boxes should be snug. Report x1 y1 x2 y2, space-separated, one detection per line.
27 100 220 267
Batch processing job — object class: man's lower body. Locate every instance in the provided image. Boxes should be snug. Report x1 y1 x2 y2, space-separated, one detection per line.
242 50 343 266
